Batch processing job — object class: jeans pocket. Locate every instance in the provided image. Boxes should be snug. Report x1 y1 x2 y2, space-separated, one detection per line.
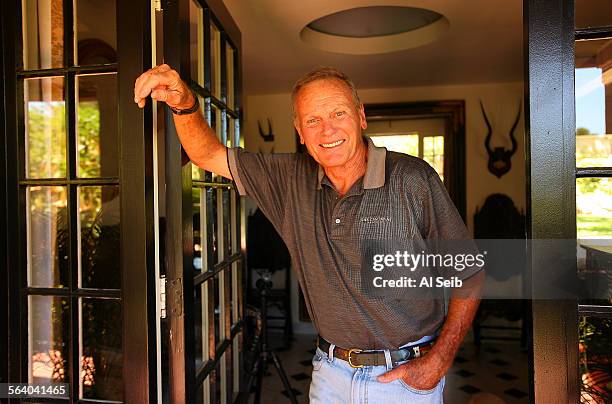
312 349 324 371
396 378 439 395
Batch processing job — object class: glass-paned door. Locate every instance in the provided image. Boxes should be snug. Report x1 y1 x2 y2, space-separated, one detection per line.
165 0 244 402
18 0 122 400
574 2 612 402
189 5 243 402
3 0 157 402
16 0 124 401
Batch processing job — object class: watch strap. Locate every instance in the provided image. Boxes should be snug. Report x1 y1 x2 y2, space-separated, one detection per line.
169 95 199 115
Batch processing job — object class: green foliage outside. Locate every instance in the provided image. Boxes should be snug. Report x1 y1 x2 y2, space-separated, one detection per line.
575 128 612 238
27 102 103 214
78 102 102 179
27 102 66 179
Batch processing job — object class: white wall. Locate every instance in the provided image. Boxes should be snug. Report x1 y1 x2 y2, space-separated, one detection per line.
242 81 526 331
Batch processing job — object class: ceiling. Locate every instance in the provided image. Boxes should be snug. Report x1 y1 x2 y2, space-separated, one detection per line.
223 0 523 94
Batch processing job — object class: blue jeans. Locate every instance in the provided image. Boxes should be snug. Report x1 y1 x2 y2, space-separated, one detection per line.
308 346 445 403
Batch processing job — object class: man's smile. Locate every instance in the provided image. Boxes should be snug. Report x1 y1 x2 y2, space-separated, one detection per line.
320 139 346 148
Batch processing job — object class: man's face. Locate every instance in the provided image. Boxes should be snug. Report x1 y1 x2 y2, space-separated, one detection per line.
294 78 367 170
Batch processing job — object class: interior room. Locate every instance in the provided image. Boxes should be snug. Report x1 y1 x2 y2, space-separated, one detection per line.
230 1 528 403
1 0 611 403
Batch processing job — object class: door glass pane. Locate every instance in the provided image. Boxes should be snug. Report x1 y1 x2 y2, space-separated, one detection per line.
27 186 69 288
214 274 220 348
579 316 611 403
232 336 239 397
80 298 122 401
216 189 224 260
29 295 70 384
79 186 120 289
25 77 66 179
75 0 117 65
193 188 206 272
575 38 612 168
222 189 230 259
578 241 612 305
577 178 612 239
226 43 235 109
189 0 204 87
577 178 611 305
207 102 222 181
193 187 202 271
575 0 612 29
194 283 210 369
210 22 221 98
22 0 65 70
76 73 118 178
206 187 218 266
229 265 235 325
230 189 237 254
223 269 231 340
192 96 207 180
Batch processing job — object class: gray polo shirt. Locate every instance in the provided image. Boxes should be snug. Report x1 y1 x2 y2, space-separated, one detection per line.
228 136 480 349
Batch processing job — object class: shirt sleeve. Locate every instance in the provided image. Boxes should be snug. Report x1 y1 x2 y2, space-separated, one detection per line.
421 168 484 281
227 147 296 230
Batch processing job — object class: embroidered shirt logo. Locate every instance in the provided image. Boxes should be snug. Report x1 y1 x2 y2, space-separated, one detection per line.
360 216 391 223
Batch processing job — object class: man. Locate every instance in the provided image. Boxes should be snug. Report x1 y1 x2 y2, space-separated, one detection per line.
134 64 484 403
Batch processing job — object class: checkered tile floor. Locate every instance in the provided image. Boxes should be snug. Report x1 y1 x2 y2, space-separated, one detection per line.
249 331 529 403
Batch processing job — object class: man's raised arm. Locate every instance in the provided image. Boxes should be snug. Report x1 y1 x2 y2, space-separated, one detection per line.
133 64 231 179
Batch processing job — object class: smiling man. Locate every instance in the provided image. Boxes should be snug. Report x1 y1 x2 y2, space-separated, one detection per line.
134 64 483 403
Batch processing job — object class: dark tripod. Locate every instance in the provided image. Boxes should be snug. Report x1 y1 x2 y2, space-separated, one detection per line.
245 273 298 404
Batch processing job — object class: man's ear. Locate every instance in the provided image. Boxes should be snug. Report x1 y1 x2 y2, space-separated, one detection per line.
358 104 368 130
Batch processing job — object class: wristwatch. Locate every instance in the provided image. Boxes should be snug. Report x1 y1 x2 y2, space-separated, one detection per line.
169 95 199 115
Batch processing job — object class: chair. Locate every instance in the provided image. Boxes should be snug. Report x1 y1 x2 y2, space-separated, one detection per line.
472 194 527 349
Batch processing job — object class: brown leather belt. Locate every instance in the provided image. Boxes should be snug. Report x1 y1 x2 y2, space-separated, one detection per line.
317 335 436 368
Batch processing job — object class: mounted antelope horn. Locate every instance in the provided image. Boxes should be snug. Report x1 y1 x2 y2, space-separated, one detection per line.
508 101 521 155
480 101 493 154
480 100 521 178
257 118 275 142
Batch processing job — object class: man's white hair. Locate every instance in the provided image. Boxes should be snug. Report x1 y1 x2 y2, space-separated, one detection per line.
291 66 362 119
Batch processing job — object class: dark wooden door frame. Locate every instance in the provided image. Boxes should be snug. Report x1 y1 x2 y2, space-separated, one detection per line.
365 101 467 221
524 0 579 402
118 0 158 402
1 0 158 402
163 0 195 401
0 1 25 392
0 0 8 389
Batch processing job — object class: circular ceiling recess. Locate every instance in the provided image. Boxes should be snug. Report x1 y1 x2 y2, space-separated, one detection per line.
301 6 449 55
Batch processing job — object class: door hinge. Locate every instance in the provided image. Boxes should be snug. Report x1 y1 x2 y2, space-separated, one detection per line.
154 0 163 12
159 275 167 318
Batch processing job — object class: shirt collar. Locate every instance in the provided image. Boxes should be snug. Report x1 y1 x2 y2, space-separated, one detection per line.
317 136 387 190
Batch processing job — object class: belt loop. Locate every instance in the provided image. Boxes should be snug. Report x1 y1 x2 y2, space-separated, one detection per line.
327 343 336 363
384 349 393 370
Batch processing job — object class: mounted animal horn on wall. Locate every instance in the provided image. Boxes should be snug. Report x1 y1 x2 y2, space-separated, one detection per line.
480 101 521 178
258 118 275 142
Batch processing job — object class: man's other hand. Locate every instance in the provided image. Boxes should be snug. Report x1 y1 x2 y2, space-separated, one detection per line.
377 351 448 391
133 64 195 110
